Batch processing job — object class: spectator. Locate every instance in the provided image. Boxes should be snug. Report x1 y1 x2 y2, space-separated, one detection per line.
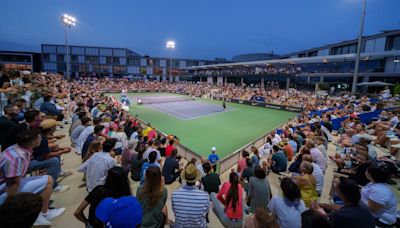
137 166 168 228
143 140 161 162
269 177 306 228
251 146 260 167
307 140 326 173
162 149 181 184
172 163 210 227
301 210 332 228
81 125 104 159
361 166 397 226
196 157 207 178
244 208 279 228
69 111 87 136
310 177 375 228
302 154 324 195
0 105 18 148
76 117 102 155
0 129 65 226
70 116 91 147
208 146 219 172
0 193 42 228
78 138 117 192
237 150 250 175
40 94 63 120
121 140 138 174
30 119 71 193
165 139 176 157
131 147 146 182
241 158 255 193
2 109 42 150
74 166 131 228
95 196 142 228
140 151 160 185
201 162 221 195
211 172 244 228
82 139 102 162
110 125 128 155
268 145 288 173
292 161 318 207
247 165 272 213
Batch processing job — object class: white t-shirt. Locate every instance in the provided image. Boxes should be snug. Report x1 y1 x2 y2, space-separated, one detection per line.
111 132 128 149
312 163 324 195
268 196 306 228
361 182 397 225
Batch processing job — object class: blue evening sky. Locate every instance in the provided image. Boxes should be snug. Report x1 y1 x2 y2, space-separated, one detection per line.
0 0 399 60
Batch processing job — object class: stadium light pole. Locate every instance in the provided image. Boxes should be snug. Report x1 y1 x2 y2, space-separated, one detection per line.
351 0 366 94
166 40 175 82
61 14 76 81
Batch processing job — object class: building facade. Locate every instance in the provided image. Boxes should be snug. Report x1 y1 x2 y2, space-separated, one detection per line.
0 51 41 72
41 44 219 81
186 30 400 91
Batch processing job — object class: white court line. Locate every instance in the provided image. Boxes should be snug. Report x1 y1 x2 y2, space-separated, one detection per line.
183 107 236 120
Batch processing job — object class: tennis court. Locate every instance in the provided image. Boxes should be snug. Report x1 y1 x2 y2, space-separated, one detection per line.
130 94 234 120
110 92 296 159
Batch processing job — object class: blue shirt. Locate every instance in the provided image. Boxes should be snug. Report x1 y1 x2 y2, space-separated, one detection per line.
272 151 287 172
40 101 59 115
208 153 219 164
140 162 160 185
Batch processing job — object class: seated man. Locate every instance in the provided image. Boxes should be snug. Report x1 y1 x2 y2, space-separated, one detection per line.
30 119 71 193
162 149 182 184
0 129 65 226
267 145 288 174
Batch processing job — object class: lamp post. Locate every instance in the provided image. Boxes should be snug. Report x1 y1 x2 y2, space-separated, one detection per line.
166 40 175 82
61 14 76 80
394 57 399 72
351 0 366 94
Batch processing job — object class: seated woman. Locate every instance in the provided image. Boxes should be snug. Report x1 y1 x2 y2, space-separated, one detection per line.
247 166 272 213
121 140 138 174
292 161 318 208
211 172 244 228
268 178 306 228
137 166 169 228
74 167 131 228
339 152 371 186
244 208 279 228
131 148 146 182
361 166 398 227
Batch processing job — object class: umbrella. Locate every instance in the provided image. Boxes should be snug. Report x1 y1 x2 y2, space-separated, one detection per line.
356 81 394 86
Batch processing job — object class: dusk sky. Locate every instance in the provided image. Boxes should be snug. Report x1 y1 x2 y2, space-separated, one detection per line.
1 0 399 60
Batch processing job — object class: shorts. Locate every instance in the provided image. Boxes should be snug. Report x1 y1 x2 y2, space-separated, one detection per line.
0 175 49 205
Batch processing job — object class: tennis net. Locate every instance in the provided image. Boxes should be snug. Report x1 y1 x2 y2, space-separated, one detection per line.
137 96 195 105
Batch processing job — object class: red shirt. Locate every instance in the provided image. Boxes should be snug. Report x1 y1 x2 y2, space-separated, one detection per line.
284 144 294 161
237 158 247 175
217 182 243 219
165 145 176 157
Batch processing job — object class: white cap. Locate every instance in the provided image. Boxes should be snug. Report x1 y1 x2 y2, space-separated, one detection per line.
211 146 216 151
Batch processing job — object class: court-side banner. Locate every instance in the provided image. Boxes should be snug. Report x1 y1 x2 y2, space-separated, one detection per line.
213 97 302 112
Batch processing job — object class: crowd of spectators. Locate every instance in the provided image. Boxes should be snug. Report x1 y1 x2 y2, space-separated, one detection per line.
0 69 398 227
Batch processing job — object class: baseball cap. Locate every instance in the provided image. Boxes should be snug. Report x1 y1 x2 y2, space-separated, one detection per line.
96 196 142 228
211 146 216 151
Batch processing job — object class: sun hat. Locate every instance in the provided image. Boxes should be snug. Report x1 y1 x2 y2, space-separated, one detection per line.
180 163 201 184
39 119 59 129
277 142 285 149
95 196 142 228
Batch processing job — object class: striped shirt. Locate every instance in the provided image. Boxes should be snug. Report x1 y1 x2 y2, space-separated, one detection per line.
0 144 32 185
172 185 210 228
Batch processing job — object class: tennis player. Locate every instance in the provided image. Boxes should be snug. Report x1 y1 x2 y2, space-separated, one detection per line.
222 99 226 112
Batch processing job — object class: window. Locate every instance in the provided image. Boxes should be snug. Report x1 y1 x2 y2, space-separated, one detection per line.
71 47 85 55
154 59 161 67
106 57 113 64
113 49 126 57
42 54 50 62
113 57 120 65
71 55 78 63
57 54 64 62
42 45 57 53
57 46 66 54
186 60 198 67
120 58 126 65
387 35 400 51
85 47 99 56
78 56 85 63
86 56 99 64
100 48 113 56
43 62 57 71
127 58 140 66
308 51 318 57
113 66 127 73
100 57 106 64
49 54 56 62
